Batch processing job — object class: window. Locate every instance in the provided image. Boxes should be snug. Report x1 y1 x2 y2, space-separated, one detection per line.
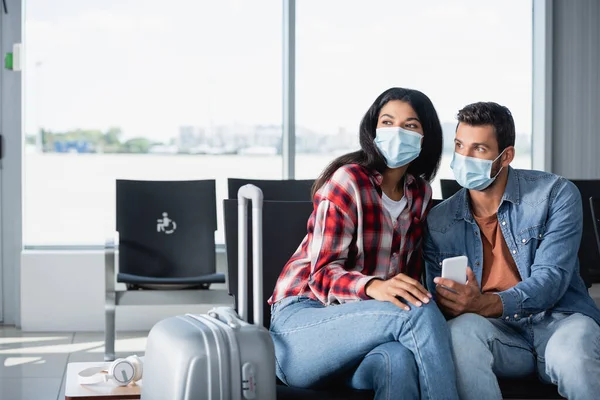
294 0 533 198
25 0 533 245
24 0 282 245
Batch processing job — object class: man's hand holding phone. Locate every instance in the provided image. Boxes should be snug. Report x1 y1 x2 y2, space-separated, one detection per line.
435 257 503 318
440 255 468 292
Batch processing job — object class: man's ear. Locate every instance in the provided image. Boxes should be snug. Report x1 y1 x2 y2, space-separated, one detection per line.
501 146 515 167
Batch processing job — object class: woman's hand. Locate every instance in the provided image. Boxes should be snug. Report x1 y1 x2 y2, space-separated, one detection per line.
365 274 432 310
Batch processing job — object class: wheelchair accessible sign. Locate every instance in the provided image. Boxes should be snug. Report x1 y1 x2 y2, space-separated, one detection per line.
157 212 177 234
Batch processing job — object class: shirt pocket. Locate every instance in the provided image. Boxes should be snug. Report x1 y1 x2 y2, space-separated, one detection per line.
432 252 466 270
517 224 546 259
518 224 546 245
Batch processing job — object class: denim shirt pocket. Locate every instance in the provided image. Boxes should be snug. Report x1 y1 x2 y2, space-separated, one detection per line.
517 224 546 260
432 252 466 270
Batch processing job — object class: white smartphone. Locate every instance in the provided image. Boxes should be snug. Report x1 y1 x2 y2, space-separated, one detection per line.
441 255 468 284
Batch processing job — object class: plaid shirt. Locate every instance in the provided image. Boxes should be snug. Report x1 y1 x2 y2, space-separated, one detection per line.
268 163 432 306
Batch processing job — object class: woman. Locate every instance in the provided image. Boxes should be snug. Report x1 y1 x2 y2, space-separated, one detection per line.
267 88 458 399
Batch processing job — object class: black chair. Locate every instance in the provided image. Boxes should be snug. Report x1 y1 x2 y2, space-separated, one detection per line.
227 178 314 201
499 378 563 399
431 198 444 208
104 179 228 360
223 198 374 399
571 180 600 285
223 199 313 330
440 179 462 199
591 196 600 263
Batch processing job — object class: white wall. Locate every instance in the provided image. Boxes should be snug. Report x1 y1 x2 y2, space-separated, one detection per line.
20 250 232 331
20 249 600 332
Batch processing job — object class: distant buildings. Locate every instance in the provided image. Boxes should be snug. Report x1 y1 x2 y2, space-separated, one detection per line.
169 124 358 156
177 126 206 152
29 123 531 155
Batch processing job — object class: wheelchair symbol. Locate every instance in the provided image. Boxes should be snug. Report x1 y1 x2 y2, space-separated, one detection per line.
157 212 177 234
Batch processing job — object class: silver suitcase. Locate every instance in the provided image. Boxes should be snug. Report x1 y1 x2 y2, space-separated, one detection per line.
142 184 277 400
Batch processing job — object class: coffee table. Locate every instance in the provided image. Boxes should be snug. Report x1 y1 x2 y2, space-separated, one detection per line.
64 362 141 400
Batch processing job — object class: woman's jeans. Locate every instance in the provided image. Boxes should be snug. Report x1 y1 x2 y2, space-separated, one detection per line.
269 296 459 400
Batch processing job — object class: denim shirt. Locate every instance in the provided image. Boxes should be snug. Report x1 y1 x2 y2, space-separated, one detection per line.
424 167 600 325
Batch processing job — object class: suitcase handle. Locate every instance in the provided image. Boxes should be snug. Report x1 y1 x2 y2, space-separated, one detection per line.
237 184 264 326
208 307 240 330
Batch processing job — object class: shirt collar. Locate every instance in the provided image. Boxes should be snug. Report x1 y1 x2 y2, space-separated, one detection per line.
501 167 520 205
455 166 520 223
371 169 418 214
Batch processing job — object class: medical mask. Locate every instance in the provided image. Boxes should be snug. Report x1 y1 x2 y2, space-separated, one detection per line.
451 150 505 191
374 127 423 169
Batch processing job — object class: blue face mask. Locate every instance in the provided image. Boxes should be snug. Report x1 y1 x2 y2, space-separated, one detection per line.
450 151 505 191
374 127 423 169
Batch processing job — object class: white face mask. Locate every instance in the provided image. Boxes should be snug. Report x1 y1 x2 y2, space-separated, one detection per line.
450 150 505 191
374 127 423 169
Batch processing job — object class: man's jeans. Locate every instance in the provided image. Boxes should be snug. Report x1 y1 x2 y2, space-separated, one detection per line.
449 311 600 400
269 296 459 400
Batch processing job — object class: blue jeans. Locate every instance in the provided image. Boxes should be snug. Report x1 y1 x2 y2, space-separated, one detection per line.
269 296 459 400
449 312 600 400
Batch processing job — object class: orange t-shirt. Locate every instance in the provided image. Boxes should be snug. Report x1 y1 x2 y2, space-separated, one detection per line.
473 213 521 293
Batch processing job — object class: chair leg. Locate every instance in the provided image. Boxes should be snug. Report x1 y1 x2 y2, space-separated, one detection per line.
105 291 116 361
105 237 117 361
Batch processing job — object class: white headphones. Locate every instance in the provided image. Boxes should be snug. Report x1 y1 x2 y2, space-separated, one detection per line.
78 355 143 387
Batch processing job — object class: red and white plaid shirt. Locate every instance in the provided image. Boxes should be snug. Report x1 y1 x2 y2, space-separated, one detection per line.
268 163 432 306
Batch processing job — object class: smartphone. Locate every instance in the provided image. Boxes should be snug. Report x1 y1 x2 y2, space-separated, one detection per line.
441 255 468 284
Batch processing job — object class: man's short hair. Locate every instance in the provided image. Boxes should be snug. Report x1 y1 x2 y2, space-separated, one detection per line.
456 102 516 153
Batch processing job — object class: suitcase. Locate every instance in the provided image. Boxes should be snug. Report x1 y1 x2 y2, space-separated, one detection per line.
141 184 277 400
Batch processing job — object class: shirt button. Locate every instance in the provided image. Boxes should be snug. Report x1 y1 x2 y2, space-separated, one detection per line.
392 252 398 257
522 239 527 243
514 314 519 319
475 262 480 266
502 221 506 226
505 316 510 321
512 250 517 254
539 234 543 238
475 231 479 236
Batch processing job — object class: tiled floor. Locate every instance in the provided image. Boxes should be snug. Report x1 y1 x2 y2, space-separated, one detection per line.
0 327 147 400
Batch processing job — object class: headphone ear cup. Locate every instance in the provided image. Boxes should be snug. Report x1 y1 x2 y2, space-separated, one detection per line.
127 355 143 382
108 358 125 375
109 358 135 386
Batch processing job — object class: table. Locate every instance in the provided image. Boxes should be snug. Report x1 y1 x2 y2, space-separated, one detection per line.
64 362 141 400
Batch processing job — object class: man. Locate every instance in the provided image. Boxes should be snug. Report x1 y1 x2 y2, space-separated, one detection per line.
424 102 600 400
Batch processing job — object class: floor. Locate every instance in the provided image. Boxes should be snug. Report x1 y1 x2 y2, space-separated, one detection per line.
0 326 147 400
0 325 565 400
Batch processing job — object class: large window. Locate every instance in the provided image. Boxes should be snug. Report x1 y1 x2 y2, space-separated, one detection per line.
25 0 533 246
294 0 533 198
24 0 282 245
